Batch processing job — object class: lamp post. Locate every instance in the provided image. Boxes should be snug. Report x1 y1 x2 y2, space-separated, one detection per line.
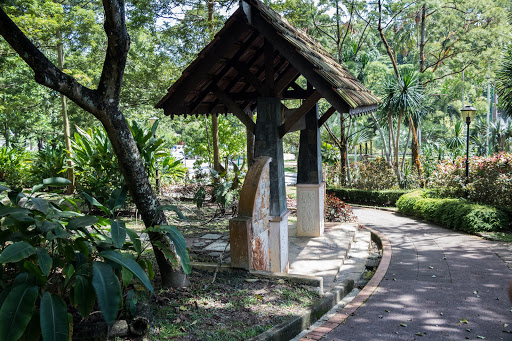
149 116 160 194
460 106 477 179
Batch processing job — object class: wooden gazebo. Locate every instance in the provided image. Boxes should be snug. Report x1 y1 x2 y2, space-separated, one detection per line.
156 0 379 272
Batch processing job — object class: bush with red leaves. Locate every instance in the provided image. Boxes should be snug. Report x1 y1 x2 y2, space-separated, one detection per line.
325 194 356 222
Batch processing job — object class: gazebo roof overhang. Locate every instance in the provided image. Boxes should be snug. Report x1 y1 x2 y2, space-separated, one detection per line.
155 0 380 135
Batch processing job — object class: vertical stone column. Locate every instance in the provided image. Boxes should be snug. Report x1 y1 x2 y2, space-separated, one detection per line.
254 97 289 273
296 103 325 237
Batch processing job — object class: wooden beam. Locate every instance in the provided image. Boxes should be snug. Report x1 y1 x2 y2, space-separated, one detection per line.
282 88 315 100
232 62 268 96
275 64 300 95
264 38 275 94
318 106 336 127
188 31 260 114
247 8 351 115
279 90 322 137
158 18 248 112
212 85 256 133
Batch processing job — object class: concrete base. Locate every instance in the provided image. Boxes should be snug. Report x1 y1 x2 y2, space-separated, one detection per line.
296 183 325 237
269 210 290 273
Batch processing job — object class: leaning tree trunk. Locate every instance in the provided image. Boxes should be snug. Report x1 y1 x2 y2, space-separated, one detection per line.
409 116 424 186
0 1 187 288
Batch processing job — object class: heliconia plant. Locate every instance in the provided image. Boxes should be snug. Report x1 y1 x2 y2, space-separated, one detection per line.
0 177 190 340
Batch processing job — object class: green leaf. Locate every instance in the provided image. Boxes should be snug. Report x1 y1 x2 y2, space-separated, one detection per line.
43 177 71 187
0 242 36 264
156 205 188 221
67 216 98 230
106 186 128 211
153 225 191 274
100 250 153 292
63 264 75 288
35 248 52 276
126 289 137 316
122 266 134 287
19 311 40 341
40 292 69 341
92 262 121 325
125 228 141 255
110 219 126 249
0 206 30 217
31 184 44 194
0 284 38 341
0 185 9 193
81 192 111 216
73 276 96 318
31 197 49 214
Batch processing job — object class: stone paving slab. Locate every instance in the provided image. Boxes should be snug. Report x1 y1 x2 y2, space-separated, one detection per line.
289 222 359 293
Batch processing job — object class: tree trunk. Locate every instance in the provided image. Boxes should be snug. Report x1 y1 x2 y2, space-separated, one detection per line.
419 4 426 73
57 30 75 194
246 125 254 167
339 112 347 185
410 116 424 186
0 2 188 288
401 124 411 173
371 112 389 162
212 113 221 172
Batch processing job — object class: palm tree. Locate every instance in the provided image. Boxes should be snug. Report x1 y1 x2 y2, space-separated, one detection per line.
497 45 512 120
445 120 465 160
380 68 424 184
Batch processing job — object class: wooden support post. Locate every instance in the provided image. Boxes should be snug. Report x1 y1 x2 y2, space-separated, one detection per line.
296 103 325 237
254 97 289 273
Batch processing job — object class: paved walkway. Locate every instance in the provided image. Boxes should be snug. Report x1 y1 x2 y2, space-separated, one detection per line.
305 207 512 341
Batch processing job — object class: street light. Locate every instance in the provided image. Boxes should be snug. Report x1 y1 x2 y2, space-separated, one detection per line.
148 116 160 194
460 105 477 179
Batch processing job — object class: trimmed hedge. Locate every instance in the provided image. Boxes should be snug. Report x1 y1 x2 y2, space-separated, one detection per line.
396 190 510 233
327 187 410 207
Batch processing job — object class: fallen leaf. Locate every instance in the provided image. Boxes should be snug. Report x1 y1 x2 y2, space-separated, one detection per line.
432 275 437 278
460 318 469 324
466 328 472 332
504 324 509 328
255 294 264 301
415 332 424 336
429 266 434 269
440 313 444 316
245 278 259 283
385 309 391 313
473 291 478 295
400 323 407 327
277 279 285 284
477 336 485 339
179 305 188 311
180 326 186 332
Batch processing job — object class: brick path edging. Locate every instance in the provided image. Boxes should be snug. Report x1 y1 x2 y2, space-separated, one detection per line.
298 227 392 341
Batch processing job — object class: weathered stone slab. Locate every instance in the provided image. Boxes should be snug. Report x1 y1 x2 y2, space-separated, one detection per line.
296 183 325 237
201 234 223 240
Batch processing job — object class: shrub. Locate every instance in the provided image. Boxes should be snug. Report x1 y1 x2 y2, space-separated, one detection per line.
324 194 356 222
30 142 67 183
396 190 510 233
0 178 190 340
328 187 410 206
428 152 512 207
0 146 32 189
348 157 398 190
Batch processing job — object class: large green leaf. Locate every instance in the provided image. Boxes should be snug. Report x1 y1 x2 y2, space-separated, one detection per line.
73 275 96 318
92 262 121 325
0 284 38 341
36 248 52 276
106 186 128 211
30 197 49 214
0 185 9 193
100 250 153 292
67 216 98 230
0 242 36 264
43 177 71 187
81 192 110 216
40 292 69 341
125 228 141 255
153 225 191 274
0 206 30 217
156 205 188 221
110 219 126 249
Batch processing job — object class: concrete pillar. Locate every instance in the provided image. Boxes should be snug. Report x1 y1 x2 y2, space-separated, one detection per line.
255 97 289 273
296 103 325 237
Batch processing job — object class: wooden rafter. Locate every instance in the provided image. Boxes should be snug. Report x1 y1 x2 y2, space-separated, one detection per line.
318 106 336 127
279 90 322 137
232 62 268 96
211 85 256 133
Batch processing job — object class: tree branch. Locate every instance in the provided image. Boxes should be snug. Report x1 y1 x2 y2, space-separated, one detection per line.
0 7 99 115
422 63 473 86
97 0 130 102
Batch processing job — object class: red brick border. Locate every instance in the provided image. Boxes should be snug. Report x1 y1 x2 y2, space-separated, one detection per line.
298 227 392 340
